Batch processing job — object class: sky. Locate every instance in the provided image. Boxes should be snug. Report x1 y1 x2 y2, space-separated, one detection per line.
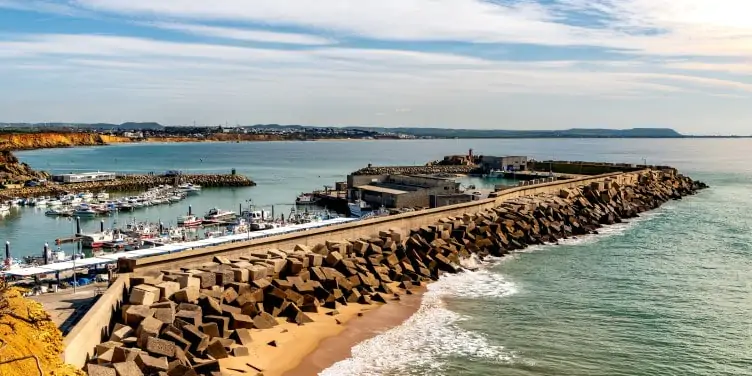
0 1 751 134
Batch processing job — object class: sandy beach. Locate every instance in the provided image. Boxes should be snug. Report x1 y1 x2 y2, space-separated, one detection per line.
215 286 425 376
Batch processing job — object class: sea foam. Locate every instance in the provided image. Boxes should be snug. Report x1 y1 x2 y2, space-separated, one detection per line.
321 206 668 375
320 269 517 376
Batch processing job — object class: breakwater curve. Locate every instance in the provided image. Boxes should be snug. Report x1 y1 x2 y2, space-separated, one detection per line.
0 173 255 199
67 168 706 375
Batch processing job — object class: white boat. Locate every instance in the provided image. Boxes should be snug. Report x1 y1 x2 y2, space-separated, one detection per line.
80 230 124 248
47 199 63 207
204 208 237 221
177 215 203 227
178 183 202 194
79 192 94 201
0 204 10 214
33 198 48 207
168 195 183 203
96 192 110 201
74 204 98 217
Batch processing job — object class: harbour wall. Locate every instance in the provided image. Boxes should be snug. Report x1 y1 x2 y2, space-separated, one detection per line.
351 164 478 176
531 160 678 176
62 169 643 368
0 173 255 199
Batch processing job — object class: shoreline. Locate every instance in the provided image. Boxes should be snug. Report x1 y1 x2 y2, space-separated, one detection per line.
284 286 426 376
214 285 425 376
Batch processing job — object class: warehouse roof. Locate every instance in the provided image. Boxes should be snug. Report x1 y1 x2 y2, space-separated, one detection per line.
356 184 408 195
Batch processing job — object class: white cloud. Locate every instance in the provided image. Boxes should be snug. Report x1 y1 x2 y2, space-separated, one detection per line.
67 0 752 58
147 22 336 45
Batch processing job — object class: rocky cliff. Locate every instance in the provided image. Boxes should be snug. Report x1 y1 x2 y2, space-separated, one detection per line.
0 133 130 151
0 151 49 182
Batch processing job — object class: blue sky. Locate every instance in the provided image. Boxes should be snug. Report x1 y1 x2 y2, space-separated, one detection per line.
0 0 751 134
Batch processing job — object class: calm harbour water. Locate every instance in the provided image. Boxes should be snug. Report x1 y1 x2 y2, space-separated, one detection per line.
8 138 752 375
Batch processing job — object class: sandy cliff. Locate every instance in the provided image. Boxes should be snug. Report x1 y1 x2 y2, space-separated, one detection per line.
0 133 130 151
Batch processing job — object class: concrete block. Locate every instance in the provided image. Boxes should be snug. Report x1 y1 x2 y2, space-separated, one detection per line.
182 325 210 353
231 328 253 346
200 322 221 338
129 285 159 306
231 268 249 282
252 312 278 329
176 275 200 289
135 353 169 374
248 265 268 281
136 316 164 347
146 336 176 358
195 271 216 288
175 309 202 327
206 339 229 359
221 287 238 304
155 281 180 301
110 323 134 342
173 286 199 303
152 308 175 325
87 364 116 376
96 341 122 356
204 315 230 337
112 360 144 376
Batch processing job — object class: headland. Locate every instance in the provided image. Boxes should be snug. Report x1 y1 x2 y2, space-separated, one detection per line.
38 160 706 376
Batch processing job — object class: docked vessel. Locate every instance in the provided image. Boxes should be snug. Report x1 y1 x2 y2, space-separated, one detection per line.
178 183 202 195
74 204 99 217
204 208 237 222
295 193 319 206
177 215 203 227
80 230 124 248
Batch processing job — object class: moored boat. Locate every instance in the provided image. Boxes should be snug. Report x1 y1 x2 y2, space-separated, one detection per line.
177 215 203 227
295 193 319 206
204 208 237 222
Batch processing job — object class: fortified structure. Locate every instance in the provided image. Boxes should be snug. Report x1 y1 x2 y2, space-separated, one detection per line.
67 168 706 375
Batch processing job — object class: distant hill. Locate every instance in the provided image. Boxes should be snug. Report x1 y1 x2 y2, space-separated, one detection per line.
343 127 683 138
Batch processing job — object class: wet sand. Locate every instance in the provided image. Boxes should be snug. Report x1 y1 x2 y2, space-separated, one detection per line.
284 287 425 376
216 287 425 376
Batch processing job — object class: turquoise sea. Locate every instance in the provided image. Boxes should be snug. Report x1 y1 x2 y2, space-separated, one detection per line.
7 138 752 375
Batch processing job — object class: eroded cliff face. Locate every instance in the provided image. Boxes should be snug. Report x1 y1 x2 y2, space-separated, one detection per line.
0 150 49 182
0 133 130 151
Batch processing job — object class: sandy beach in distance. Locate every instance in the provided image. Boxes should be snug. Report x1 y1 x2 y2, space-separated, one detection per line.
216 285 425 376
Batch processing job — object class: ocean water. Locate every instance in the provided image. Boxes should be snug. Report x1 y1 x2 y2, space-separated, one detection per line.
317 139 752 376
6 138 752 375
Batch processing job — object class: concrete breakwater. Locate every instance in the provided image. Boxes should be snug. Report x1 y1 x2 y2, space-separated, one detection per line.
0 174 255 199
78 170 705 375
352 164 478 176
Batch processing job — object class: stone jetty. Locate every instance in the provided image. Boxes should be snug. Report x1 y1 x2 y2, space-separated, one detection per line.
0 173 255 199
352 164 478 176
83 170 705 375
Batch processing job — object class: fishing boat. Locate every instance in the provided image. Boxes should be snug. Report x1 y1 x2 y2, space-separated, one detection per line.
74 204 98 217
33 198 48 207
80 230 124 248
295 193 319 206
79 191 94 201
347 200 371 218
96 192 110 201
204 208 237 222
177 214 203 227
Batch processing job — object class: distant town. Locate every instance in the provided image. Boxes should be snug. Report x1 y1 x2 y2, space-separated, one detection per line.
0 122 747 138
